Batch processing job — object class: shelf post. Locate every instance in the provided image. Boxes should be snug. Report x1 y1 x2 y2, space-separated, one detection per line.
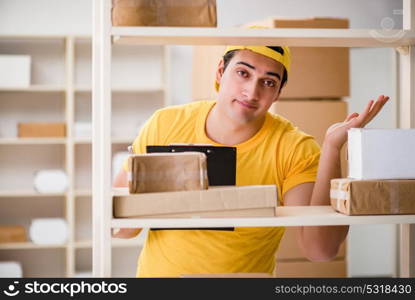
398 0 415 278
64 36 76 277
92 0 112 277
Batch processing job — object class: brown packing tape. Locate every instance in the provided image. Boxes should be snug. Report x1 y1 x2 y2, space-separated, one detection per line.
128 152 208 193
330 178 349 214
388 181 400 215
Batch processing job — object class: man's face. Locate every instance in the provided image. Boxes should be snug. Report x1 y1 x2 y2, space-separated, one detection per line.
216 49 285 125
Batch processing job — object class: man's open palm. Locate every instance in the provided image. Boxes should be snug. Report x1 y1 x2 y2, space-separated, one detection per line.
325 95 390 150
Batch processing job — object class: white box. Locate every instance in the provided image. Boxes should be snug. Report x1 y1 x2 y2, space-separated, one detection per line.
74 122 92 138
0 55 31 88
348 128 415 179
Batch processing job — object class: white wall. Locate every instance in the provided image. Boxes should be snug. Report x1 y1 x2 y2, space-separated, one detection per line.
0 0 92 35
0 0 404 277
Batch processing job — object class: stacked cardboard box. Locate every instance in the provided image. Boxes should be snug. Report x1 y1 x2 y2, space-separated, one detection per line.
191 18 350 277
116 153 278 218
0 225 27 243
274 227 347 277
331 129 415 216
113 185 277 218
112 0 217 27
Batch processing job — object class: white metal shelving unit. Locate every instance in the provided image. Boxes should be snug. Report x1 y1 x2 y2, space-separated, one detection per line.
93 0 415 277
0 32 169 276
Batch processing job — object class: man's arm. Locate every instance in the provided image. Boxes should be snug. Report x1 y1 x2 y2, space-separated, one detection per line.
112 169 142 239
284 95 389 261
284 145 348 262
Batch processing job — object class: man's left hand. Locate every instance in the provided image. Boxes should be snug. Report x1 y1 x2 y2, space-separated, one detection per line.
324 95 390 151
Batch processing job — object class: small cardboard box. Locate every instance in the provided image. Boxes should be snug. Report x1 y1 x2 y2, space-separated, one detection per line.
112 0 217 27
330 178 415 215
128 152 208 193
348 129 415 180
18 122 66 138
275 260 346 278
270 100 348 177
113 185 277 218
0 225 27 243
277 227 346 260
0 55 31 88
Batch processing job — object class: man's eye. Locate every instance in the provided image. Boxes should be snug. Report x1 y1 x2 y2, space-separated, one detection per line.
263 80 276 87
237 70 248 77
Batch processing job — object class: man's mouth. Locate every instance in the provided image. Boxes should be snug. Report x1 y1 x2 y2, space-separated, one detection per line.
234 99 257 109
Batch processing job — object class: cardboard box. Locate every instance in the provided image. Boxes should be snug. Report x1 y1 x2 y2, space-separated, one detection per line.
270 100 348 177
18 122 66 138
249 17 349 98
181 273 273 278
112 0 217 27
277 227 346 260
274 260 346 277
330 178 415 215
0 226 27 243
128 152 208 193
191 18 349 100
348 129 415 180
192 45 226 101
271 100 347 145
0 55 31 88
113 185 277 218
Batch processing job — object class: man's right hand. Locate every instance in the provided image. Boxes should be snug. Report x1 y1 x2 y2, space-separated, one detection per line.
112 168 142 239
112 228 142 239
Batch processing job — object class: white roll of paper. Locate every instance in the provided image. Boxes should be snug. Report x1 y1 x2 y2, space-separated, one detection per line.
74 122 92 138
33 169 68 193
74 271 93 278
0 261 23 278
29 218 68 245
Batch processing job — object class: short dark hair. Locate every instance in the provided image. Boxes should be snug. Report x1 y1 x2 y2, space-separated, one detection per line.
222 49 288 90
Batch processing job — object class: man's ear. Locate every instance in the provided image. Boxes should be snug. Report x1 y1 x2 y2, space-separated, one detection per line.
272 89 281 103
215 59 225 88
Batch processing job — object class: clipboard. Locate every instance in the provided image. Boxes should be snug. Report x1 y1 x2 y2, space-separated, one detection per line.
146 144 237 231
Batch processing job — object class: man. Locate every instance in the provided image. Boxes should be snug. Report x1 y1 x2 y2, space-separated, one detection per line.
113 45 389 277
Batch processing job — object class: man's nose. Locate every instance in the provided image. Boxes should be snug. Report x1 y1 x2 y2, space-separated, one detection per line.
242 80 260 101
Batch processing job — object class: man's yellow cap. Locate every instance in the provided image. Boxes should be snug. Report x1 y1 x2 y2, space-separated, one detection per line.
215 45 291 92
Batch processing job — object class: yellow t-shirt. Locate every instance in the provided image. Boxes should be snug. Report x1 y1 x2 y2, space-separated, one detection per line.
124 100 320 277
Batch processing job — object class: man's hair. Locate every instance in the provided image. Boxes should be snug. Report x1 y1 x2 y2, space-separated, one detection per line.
222 48 288 90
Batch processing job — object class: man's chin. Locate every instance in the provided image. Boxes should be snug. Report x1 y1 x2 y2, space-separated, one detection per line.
229 111 256 125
